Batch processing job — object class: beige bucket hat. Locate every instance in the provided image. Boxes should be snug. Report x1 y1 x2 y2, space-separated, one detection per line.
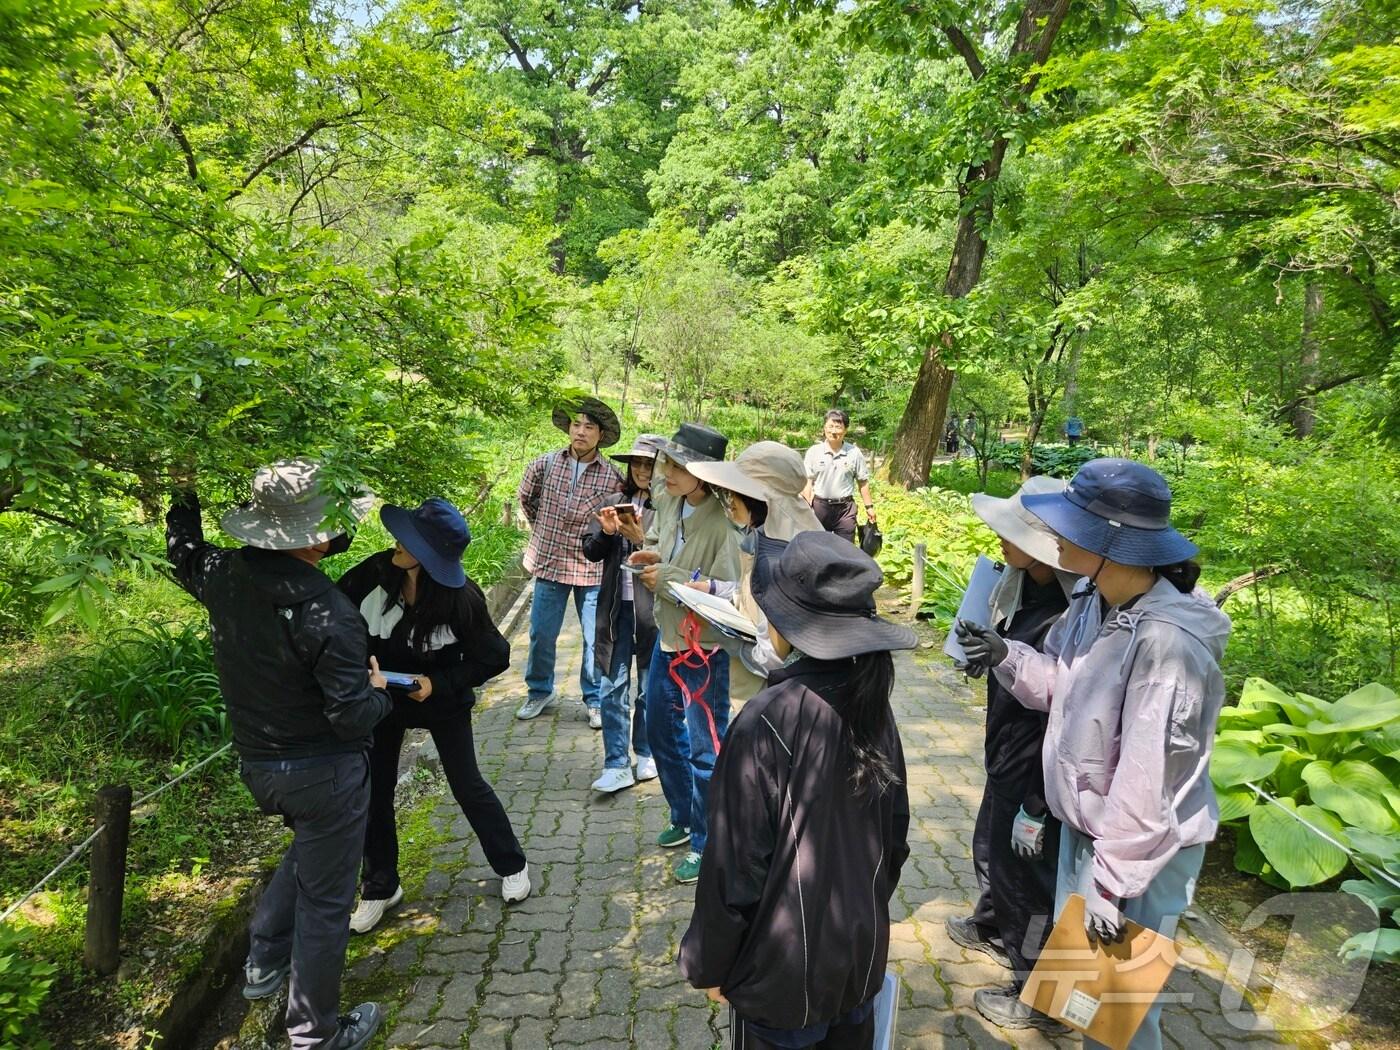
220 458 374 551
970 475 1066 567
687 441 822 542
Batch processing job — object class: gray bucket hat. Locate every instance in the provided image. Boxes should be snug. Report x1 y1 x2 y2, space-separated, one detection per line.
610 433 665 464
220 458 374 551
970 475 1066 568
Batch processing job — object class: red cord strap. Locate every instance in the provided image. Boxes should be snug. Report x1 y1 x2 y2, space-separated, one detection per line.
668 610 722 754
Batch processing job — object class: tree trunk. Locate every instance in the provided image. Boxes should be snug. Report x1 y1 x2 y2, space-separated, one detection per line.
1020 415 1044 480
887 340 955 487
1291 281 1323 437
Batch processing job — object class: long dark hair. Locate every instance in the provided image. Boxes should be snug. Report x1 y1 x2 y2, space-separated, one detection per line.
381 559 487 653
733 491 768 530
842 650 900 797
1155 559 1202 594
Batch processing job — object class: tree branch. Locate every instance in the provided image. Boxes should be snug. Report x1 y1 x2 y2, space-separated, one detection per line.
941 24 984 80
230 113 345 198
586 57 619 97
1272 370 1368 418
109 32 205 190
499 24 535 75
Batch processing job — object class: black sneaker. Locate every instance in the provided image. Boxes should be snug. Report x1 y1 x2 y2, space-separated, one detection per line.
944 915 1012 969
974 985 1071 1034
333 1002 383 1050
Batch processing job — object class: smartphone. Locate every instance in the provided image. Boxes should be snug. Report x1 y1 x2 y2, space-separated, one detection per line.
381 671 422 690
615 504 637 520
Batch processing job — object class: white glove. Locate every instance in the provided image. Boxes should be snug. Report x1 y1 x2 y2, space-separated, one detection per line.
1010 807 1045 859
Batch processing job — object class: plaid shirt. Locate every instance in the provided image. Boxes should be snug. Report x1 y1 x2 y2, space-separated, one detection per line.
519 448 623 587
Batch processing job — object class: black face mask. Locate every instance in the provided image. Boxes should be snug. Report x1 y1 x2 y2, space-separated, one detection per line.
323 532 353 556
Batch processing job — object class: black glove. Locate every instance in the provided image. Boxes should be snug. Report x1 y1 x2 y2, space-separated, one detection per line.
1084 886 1126 947
954 620 1009 672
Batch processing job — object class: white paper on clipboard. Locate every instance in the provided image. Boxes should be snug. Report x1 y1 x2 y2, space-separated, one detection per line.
942 555 1004 663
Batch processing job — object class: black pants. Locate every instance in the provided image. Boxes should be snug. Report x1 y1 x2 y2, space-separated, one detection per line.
812 497 857 543
970 786 1059 982
731 1008 874 1050
241 752 369 1049
362 707 525 899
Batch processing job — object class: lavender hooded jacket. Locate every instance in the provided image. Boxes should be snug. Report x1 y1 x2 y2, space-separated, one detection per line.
993 576 1231 900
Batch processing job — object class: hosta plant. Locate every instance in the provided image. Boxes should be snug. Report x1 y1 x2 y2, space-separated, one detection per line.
1209 678 1400 961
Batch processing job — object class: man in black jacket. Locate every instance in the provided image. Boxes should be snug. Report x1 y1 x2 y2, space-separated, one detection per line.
947 478 1073 1035
167 459 389 1050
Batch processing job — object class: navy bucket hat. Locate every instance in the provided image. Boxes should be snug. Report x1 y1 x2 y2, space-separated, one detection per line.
1020 458 1198 567
380 498 471 588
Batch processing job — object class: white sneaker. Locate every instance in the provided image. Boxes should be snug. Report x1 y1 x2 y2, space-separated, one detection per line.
591 767 636 794
587 707 603 729
515 692 558 720
348 886 403 934
635 756 658 781
501 863 531 903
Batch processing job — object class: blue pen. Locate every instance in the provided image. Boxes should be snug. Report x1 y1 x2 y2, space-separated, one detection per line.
690 569 702 582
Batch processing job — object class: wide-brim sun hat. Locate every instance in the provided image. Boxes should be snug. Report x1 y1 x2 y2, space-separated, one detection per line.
381 497 471 588
751 531 917 660
552 396 621 448
656 422 727 467
1021 458 1198 567
688 441 821 542
609 433 665 464
970 475 1067 568
220 458 374 551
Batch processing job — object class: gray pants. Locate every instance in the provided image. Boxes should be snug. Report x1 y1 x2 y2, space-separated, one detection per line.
1055 826 1204 1050
241 752 370 1049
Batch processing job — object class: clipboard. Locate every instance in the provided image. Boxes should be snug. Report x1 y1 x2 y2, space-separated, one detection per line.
942 555 1003 663
1020 893 1179 1050
666 581 759 641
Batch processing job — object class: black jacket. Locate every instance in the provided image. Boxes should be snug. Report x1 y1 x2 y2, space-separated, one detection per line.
581 492 657 677
679 657 910 1030
165 493 390 762
336 550 510 726
985 574 1069 811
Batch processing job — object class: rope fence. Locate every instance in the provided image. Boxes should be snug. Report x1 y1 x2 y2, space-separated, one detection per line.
0 743 234 947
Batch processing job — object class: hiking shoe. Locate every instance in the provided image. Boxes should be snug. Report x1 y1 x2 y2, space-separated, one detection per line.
242 959 289 1000
587 706 603 729
674 851 702 884
502 863 531 903
945 915 1012 969
635 756 658 781
332 1002 383 1050
348 886 403 934
592 767 636 794
974 985 1071 1034
515 691 558 720
657 823 690 849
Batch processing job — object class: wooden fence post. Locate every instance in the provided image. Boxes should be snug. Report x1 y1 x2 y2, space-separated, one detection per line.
84 784 131 975
911 543 927 614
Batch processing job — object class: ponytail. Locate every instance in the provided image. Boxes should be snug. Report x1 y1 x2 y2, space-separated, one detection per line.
1155 559 1202 594
842 650 900 797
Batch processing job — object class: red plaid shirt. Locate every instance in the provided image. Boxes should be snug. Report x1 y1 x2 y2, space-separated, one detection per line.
519 448 623 586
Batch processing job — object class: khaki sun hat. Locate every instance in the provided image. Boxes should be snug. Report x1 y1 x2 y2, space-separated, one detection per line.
220 458 374 551
970 475 1066 568
687 441 822 542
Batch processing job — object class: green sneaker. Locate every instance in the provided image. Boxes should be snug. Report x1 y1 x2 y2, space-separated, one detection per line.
656 823 691 849
674 851 702 884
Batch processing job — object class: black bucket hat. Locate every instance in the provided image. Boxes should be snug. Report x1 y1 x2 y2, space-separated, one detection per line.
552 396 621 448
380 498 472 588
751 531 917 660
1021 458 1198 567
656 422 727 467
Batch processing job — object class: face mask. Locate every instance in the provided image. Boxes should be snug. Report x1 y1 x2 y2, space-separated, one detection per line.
728 520 757 554
324 532 353 556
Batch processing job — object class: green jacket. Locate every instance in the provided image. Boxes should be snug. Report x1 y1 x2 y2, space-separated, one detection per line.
646 492 741 651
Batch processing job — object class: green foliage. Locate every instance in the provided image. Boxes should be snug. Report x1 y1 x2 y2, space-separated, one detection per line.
70 623 226 754
986 441 1098 479
0 927 56 1050
1208 677 1400 959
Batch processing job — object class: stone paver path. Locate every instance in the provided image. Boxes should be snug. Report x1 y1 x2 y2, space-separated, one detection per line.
368 597 1291 1050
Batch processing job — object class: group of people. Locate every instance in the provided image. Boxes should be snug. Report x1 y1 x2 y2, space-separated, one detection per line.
165 392 1229 1050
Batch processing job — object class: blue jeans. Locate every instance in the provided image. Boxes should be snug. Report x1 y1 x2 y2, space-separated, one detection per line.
645 637 731 854
598 601 651 768
524 578 600 707
1055 826 1204 1050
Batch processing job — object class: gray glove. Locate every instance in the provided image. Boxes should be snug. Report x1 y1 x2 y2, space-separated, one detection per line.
1010 806 1046 859
954 620 1009 672
1084 883 1126 947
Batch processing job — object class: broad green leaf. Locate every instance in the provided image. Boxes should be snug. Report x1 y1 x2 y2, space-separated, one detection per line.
1340 878 1400 914
1232 824 1289 889
1217 704 1276 729
1348 829 1400 874
1307 684 1400 735
1339 928 1400 965
1215 785 1256 822
1301 760 1399 834
1249 799 1349 888
1365 724 1400 761
1210 739 1283 788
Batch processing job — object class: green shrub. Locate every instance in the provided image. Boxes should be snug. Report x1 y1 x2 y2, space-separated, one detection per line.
1209 677 1400 962
987 440 1099 478
0 927 56 1050
70 622 226 754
